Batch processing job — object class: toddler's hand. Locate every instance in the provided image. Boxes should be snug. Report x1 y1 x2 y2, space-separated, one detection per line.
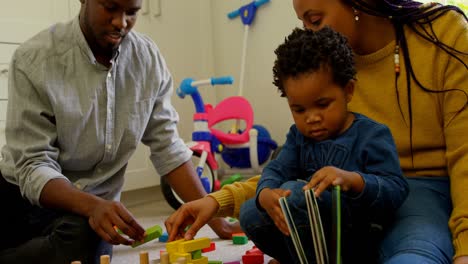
303 166 364 197
258 188 291 236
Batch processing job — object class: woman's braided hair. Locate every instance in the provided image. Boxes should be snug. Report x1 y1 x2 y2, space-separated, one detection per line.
346 0 467 165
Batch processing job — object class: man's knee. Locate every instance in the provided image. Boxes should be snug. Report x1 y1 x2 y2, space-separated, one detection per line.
50 215 102 263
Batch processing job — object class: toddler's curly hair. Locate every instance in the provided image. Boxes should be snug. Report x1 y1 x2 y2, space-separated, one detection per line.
273 27 356 97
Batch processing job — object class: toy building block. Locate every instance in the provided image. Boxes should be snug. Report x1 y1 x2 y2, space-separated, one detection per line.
100 255 110 264
201 242 216 253
176 257 188 264
242 253 263 264
160 252 170 264
190 256 208 264
223 261 241 264
131 224 163 248
207 261 223 264
232 232 248 245
191 249 202 259
246 247 263 255
166 239 186 253
221 173 243 187
139 251 149 264
159 231 169 242
167 237 211 253
169 252 191 263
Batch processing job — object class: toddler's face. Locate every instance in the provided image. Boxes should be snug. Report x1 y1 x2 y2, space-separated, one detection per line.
285 67 354 141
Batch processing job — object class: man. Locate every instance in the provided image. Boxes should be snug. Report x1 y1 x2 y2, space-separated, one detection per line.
0 0 232 263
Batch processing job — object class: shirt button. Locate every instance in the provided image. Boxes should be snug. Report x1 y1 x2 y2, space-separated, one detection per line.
107 73 111 78
106 144 112 151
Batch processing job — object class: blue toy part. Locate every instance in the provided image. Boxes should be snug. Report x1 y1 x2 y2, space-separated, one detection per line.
200 177 211 193
178 78 205 113
227 0 270 25
177 78 196 97
192 132 223 155
211 76 234 85
221 124 277 168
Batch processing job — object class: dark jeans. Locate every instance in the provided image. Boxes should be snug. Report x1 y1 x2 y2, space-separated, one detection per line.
240 180 378 264
0 175 112 264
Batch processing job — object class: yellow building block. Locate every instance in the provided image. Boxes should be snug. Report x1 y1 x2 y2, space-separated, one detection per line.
166 239 185 253
178 237 211 253
190 256 208 264
169 252 191 263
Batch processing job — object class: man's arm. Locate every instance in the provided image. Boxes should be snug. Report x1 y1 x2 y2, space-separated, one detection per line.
162 161 206 202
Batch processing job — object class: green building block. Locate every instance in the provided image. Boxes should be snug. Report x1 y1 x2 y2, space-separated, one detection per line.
191 249 202 259
208 261 223 264
131 224 163 248
232 235 248 245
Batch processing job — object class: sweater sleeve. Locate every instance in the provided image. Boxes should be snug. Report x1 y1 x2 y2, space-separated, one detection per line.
443 11 468 259
352 124 409 221
208 175 259 218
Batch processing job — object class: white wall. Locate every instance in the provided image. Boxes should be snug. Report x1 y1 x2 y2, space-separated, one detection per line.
0 0 301 190
210 0 300 143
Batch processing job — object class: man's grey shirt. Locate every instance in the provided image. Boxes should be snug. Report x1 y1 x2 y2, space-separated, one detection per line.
0 17 191 206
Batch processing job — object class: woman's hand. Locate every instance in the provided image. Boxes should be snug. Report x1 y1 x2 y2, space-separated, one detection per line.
88 199 145 245
207 217 243 239
165 196 220 241
454 256 468 264
258 188 291 236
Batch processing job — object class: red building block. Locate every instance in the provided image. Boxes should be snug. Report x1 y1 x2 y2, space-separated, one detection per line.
201 241 216 253
242 253 264 264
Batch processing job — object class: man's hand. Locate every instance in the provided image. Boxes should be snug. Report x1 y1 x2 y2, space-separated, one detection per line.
88 199 145 245
165 196 220 241
304 166 364 197
258 188 291 236
39 178 145 245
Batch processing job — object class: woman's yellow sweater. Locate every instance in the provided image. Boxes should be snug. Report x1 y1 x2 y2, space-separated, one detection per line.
210 9 468 258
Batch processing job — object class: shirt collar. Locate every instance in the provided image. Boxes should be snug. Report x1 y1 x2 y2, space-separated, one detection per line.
72 16 121 67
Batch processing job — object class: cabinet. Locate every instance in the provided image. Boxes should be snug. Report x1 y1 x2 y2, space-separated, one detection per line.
0 0 166 190
0 1 215 191
0 0 77 148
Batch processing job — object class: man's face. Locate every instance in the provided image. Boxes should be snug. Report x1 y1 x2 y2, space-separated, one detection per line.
79 0 142 56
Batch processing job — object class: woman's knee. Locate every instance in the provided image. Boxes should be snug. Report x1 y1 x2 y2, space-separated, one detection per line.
380 234 453 264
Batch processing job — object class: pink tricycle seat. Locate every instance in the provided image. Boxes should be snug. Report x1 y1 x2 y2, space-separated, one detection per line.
208 96 254 145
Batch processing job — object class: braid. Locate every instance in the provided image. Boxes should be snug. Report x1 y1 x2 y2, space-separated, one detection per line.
345 0 468 166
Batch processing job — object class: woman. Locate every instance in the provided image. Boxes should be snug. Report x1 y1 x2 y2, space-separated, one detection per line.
166 1 468 263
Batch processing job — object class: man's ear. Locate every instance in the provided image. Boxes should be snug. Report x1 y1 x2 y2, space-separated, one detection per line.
345 79 355 103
